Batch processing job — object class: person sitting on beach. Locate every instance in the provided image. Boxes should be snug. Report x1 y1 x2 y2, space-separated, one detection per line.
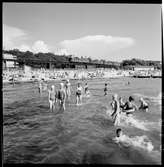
76 82 83 105
48 85 57 112
111 94 120 126
104 83 108 96
119 97 125 113
139 97 149 112
123 96 138 116
57 83 66 111
65 79 71 100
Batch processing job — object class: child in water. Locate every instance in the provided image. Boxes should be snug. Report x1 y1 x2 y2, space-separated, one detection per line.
57 83 66 111
48 85 56 112
139 97 149 112
111 94 120 126
76 82 83 105
104 83 108 96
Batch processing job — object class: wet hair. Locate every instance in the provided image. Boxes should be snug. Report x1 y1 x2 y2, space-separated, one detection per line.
116 128 122 136
105 83 107 86
129 96 134 101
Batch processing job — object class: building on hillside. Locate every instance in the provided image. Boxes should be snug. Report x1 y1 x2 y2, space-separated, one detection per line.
3 53 19 69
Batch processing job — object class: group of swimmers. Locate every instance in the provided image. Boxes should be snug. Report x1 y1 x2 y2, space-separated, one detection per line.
38 79 91 112
110 94 149 126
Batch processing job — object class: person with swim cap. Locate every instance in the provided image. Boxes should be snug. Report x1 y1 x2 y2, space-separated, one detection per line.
123 96 138 116
139 97 149 112
111 94 121 126
65 79 71 100
48 85 56 112
76 82 83 105
57 83 66 111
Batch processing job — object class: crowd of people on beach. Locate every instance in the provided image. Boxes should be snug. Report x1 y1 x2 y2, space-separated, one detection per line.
3 68 132 83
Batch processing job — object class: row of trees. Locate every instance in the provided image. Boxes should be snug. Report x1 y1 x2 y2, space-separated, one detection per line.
120 58 161 69
3 49 161 69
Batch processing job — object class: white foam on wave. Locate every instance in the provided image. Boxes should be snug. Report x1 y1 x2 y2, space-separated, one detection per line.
120 114 149 131
105 109 148 131
113 134 154 152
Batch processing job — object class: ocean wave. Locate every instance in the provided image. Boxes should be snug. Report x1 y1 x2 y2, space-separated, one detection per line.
113 135 154 152
120 114 149 131
106 110 148 131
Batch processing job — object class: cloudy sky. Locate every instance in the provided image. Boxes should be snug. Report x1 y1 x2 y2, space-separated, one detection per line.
3 3 161 62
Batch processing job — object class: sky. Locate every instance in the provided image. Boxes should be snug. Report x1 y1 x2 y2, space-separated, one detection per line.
3 3 162 62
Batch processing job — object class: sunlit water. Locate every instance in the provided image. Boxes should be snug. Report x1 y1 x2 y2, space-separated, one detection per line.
3 77 162 164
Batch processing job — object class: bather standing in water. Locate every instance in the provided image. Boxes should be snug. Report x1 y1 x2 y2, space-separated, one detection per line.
76 82 83 105
119 97 125 113
104 83 108 96
65 79 71 100
111 94 121 126
57 83 66 111
48 85 57 112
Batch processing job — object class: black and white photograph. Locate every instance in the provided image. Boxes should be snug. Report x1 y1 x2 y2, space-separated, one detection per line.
2 2 162 164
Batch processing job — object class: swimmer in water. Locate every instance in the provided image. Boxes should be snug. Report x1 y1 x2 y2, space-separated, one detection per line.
113 128 126 144
111 94 120 126
57 83 66 111
104 83 108 96
48 85 56 112
65 79 71 100
76 82 83 105
139 97 149 112
123 96 138 116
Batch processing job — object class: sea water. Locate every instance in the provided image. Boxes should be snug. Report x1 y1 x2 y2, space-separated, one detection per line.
3 77 161 164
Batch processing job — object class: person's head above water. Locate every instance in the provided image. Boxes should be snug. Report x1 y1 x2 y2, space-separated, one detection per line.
105 83 107 86
129 96 134 102
116 128 122 137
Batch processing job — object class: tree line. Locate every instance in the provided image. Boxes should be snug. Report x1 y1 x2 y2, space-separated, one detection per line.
3 49 161 69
